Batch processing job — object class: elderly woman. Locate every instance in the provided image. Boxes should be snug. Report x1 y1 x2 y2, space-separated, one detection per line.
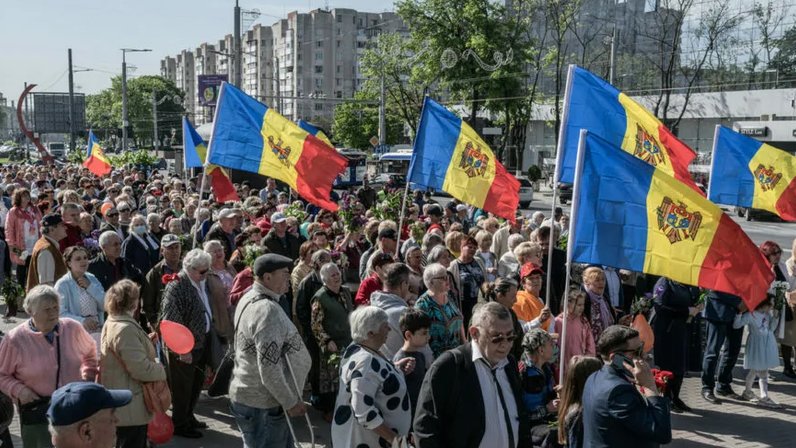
0 285 97 447
100 280 168 448
331 306 411 447
159 249 216 438
760 240 796 378
449 235 487 325
521 329 558 445
415 263 466 358
498 234 526 279
203 240 235 357
582 266 616 343
404 245 425 301
55 246 106 343
7 187 42 285
475 230 497 283
204 239 237 294
311 262 354 418
291 242 319 299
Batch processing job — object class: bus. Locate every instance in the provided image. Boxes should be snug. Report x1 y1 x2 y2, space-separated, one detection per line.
334 148 368 188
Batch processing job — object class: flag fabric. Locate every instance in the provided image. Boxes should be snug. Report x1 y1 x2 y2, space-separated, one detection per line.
571 131 773 309
297 120 333 147
83 131 112 177
183 117 239 203
708 126 796 221
408 97 520 220
183 116 206 169
559 66 700 193
208 82 348 211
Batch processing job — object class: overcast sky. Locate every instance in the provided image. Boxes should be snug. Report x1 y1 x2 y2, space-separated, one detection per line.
0 0 395 102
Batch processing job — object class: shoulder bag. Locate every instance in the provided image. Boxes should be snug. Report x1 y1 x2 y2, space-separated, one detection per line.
109 327 171 414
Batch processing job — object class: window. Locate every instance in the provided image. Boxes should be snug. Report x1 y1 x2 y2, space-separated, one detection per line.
336 40 341 48
336 91 342 98
337 14 342 22
297 54 302 60
315 103 324 111
336 65 341 74
317 41 322 48
314 65 323 74
336 78 341 86
358 18 363 27
315 78 323 88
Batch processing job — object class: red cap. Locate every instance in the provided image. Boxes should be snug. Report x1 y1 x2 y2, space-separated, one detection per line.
520 262 545 279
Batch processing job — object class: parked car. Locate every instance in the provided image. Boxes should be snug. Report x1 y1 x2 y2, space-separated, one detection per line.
745 208 782 222
517 177 534 208
558 183 573 204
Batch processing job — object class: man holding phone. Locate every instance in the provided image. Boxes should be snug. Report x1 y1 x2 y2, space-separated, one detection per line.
582 325 672 448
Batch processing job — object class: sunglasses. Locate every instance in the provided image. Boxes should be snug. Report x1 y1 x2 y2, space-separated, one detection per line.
106 213 119 217
489 333 516 345
196 269 209 275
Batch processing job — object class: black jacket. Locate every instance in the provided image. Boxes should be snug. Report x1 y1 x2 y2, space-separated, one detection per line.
263 230 301 261
541 247 567 314
121 234 159 277
413 343 530 448
88 253 145 292
99 222 128 239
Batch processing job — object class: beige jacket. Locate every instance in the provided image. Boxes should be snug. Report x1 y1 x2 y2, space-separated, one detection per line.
100 314 167 427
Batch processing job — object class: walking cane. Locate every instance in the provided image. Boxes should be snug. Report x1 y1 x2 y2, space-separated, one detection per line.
283 354 315 448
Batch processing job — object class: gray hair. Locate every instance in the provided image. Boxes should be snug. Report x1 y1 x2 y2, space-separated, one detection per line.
197 208 211 222
311 249 331 269
421 232 444 254
349 306 389 343
23 285 59 315
470 301 512 328
98 230 122 248
507 234 526 251
522 329 553 355
426 245 450 265
182 248 211 271
130 215 146 227
146 213 160 224
203 239 223 253
319 262 340 284
422 262 448 289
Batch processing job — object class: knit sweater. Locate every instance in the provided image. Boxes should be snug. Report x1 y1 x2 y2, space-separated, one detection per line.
229 282 311 410
0 318 97 400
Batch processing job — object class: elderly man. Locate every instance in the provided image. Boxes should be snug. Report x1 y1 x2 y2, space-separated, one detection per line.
160 249 216 439
258 177 280 202
263 212 301 261
490 215 525 260
205 208 240 260
121 214 160 276
230 254 310 448
47 382 132 448
147 213 165 241
141 234 182 330
59 203 83 251
99 205 126 240
582 325 671 447
414 302 530 447
360 228 398 281
27 213 68 291
534 226 567 314
88 231 144 291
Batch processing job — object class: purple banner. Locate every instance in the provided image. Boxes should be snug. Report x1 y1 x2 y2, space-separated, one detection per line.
198 74 228 107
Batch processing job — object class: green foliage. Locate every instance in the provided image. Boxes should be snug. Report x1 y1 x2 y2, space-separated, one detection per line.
86 75 185 146
0 277 24 310
106 150 159 167
770 25 796 80
66 150 85 164
331 91 403 150
371 191 405 222
527 165 542 182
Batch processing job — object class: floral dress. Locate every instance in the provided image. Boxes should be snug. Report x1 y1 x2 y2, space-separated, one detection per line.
415 292 464 358
331 344 411 448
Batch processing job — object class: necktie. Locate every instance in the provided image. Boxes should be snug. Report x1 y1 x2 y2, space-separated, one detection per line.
490 366 516 448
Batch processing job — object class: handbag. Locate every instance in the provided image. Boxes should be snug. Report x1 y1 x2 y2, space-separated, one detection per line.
109 330 171 414
19 332 60 426
208 293 264 397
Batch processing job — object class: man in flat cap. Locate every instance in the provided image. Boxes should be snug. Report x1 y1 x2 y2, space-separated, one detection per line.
230 254 311 448
27 213 68 291
47 382 132 448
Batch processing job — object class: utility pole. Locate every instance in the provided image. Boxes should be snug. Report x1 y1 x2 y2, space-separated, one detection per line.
68 48 76 154
609 0 618 85
122 52 128 152
152 91 159 152
378 72 386 146
234 0 242 87
275 56 281 113
23 82 30 160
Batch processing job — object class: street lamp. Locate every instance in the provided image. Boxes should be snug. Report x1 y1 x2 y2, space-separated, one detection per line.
121 48 152 152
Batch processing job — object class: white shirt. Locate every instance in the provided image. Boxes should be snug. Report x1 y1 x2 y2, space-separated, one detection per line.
471 341 519 448
36 236 61 285
189 277 212 333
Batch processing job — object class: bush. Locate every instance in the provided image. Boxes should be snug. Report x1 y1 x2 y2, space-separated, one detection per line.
527 165 542 182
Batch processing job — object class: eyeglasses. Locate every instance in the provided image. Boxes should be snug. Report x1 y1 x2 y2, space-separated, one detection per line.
196 269 209 275
106 213 119 217
616 345 644 359
488 333 516 345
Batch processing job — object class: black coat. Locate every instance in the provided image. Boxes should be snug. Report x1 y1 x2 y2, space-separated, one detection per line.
413 343 530 448
541 248 567 314
263 230 301 261
652 277 699 374
87 253 144 292
121 234 159 277
99 222 128 239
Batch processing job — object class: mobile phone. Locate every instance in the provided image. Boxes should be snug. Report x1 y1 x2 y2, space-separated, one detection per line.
611 353 634 379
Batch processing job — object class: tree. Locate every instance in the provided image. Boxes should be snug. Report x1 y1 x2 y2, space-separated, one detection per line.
331 93 404 151
770 25 796 82
86 75 185 149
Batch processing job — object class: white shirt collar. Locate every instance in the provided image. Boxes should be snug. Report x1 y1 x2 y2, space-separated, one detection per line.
471 340 509 370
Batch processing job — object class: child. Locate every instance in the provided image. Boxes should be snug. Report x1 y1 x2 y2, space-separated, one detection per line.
393 309 432 424
734 297 781 408
554 288 596 375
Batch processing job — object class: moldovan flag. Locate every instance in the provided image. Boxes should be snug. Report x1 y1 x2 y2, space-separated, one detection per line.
208 83 347 210
570 131 773 310
297 120 333 147
84 131 112 177
408 97 519 220
183 117 238 203
708 126 796 221
559 65 700 193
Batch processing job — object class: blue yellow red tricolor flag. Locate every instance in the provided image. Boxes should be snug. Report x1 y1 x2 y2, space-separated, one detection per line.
208 83 348 211
708 126 796 221
570 130 773 309
408 97 519 220
297 120 333 147
183 117 238 203
559 65 700 193
84 131 112 177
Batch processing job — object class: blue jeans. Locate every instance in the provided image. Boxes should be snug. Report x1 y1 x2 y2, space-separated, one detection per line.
230 401 293 448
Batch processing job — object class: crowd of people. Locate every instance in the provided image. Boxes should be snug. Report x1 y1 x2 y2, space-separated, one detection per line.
0 161 790 448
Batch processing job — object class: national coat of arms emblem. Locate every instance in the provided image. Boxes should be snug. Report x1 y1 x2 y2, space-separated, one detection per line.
458 142 489 178
753 164 782 191
656 197 702 244
267 136 292 167
634 125 666 166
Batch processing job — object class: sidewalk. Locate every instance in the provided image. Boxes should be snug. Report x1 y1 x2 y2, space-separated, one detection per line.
1 310 795 447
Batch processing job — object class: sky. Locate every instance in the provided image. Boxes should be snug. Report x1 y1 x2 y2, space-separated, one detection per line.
0 0 395 102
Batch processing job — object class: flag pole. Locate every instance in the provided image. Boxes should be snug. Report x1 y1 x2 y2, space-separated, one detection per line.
706 124 721 200
182 116 189 184
545 64 575 307
559 128 587 384
192 83 226 250
396 95 429 255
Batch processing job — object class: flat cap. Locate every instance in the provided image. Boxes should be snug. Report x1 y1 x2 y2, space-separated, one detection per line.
253 253 293 277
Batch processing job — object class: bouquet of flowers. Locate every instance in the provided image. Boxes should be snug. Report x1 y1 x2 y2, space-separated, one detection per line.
283 201 307 223
557 234 568 251
371 191 404 222
0 277 24 317
161 273 179 285
243 244 266 269
409 221 426 243
631 293 654 316
769 281 790 312
330 250 350 270
338 195 366 232
650 368 674 394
